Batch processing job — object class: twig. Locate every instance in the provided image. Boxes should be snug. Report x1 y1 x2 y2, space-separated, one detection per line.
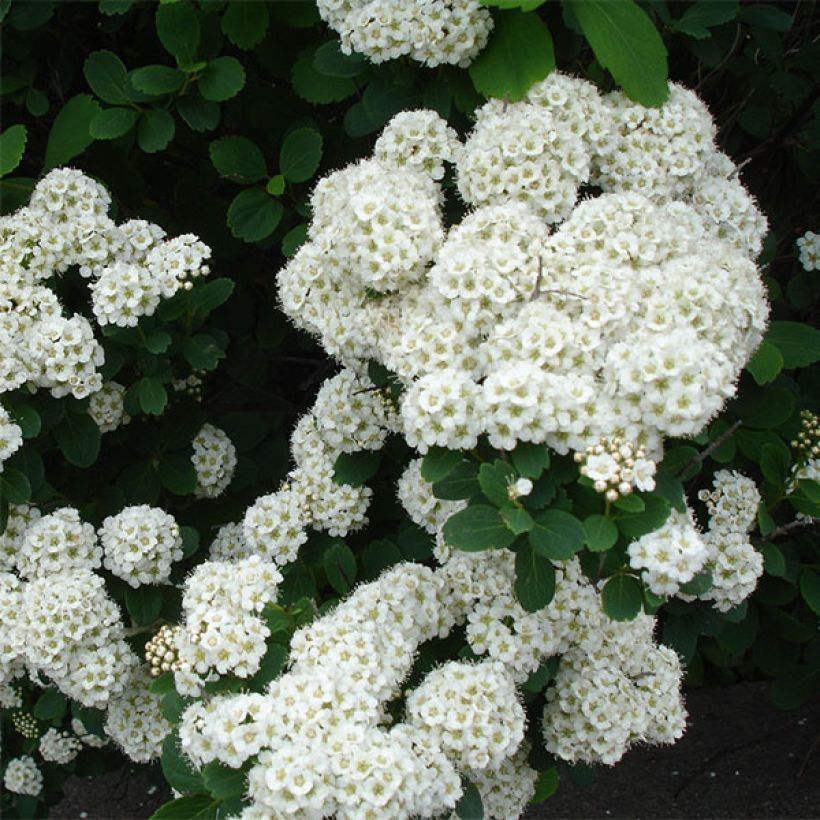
677 419 743 478
763 517 819 542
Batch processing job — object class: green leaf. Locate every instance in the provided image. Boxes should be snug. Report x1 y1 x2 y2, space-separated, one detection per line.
313 40 367 78
54 410 101 468
162 691 192 724
601 574 643 621
158 453 197 495
138 109 175 153
282 224 307 257
145 330 172 354
455 777 484 819
161 732 205 794
137 377 168 415
532 767 559 803
432 460 480 500
765 321 820 369
332 451 380 486
192 278 235 316
788 480 820 517
800 570 820 617
583 514 618 553
0 124 26 177
198 56 245 102
469 10 554 101
501 506 534 535
739 3 793 31
156 1 201 67
482 0 546 9
612 493 645 512
443 504 518 551
8 403 41 439
678 570 714 595
292 47 356 104
529 509 585 560
324 541 357 594
221 0 269 50
266 175 286 196
149 671 176 696
760 542 786 578
99 0 133 15
89 107 139 139
150 795 217 820
177 94 221 132
478 459 517 507
33 688 67 721
613 493 671 540
131 65 186 96
746 340 784 385
420 447 464 483
26 89 48 116
510 441 550 479
209 136 267 183
44 94 102 169
180 526 200 559
569 0 669 106
183 334 226 370
770 665 820 710
227 189 283 242
0 468 31 505
672 1 738 38
760 442 791 485
202 762 246 801
514 541 557 612
125 585 164 625
84 50 131 104
279 127 323 184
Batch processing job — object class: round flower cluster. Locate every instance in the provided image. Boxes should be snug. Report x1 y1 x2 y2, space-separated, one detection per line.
1 681 23 709
278 76 769 457
696 470 763 611
0 406 23 472
104 666 170 763
797 230 819 271
628 509 708 596
0 503 40 570
172 556 283 695
208 521 253 562
463 744 538 820
144 624 183 677
17 507 101 579
100 505 183 587
3 755 42 796
575 437 657 501
316 0 493 67
88 381 129 432
0 168 211 401
191 423 237 498
39 727 82 764
374 110 460 181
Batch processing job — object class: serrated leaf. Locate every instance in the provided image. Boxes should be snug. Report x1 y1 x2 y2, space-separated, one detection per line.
765 321 820 369
760 542 786 578
180 526 200 559
570 0 669 106
0 124 27 177
514 541 556 612
145 330 172 354
760 442 791 485
150 795 217 820
332 451 380 486
138 109 175 153
202 761 246 801
161 691 192 724
0 468 31 505
469 10 555 101
177 94 221 132
612 493 645 512
158 453 198 495
532 767 559 803
601 574 643 621
156 1 200 67
84 50 131 104
282 224 307 257
137 377 168 415
227 189 283 242
45 94 102 169
90 107 139 139
192 278 235 316
313 40 367 78
746 340 783 385
149 671 176 696
443 504 517 551
280 127 323 184
292 47 356 104
54 410 101 468
33 688 67 721
788 480 820 517
8 403 41 438
130 65 185 96
678 570 714 595
583 514 618 552
421 447 465 483
613 493 671 539
209 135 267 183
502 506 534 535
478 459 517 507
432 460 480 500
25 88 48 116
221 0 269 50
530 509 585 560
672 1 738 38
125 584 164 625
324 542 357 595
199 56 245 102
183 334 226 370
161 732 205 794
510 441 550 479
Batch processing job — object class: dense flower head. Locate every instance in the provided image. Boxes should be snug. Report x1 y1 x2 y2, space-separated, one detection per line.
191 423 237 498
0 503 40 571
88 380 129 432
3 755 43 796
39 727 82 764
316 0 493 67
17 507 101 579
797 230 820 271
0 405 23 472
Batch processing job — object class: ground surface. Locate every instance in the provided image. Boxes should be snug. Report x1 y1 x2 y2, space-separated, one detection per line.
51 681 820 820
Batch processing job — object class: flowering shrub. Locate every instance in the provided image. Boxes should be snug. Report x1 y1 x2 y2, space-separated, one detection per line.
1 2 819 820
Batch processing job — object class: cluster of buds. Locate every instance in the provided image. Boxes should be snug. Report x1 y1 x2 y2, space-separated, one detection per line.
172 372 204 399
145 624 183 677
791 410 820 464
12 711 39 739
575 438 657 502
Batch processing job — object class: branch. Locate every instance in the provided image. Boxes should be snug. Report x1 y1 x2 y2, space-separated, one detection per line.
763 517 819 542
678 419 743 478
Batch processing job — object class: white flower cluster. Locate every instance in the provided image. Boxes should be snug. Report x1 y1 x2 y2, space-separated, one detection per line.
397 458 465 535
3 755 42 796
696 470 763 611
0 503 40 570
0 168 211 400
208 521 254 562
628 509 708 597
71 717 108 748
278 75 769 457
100 505 183 587
88 381 129 432
0 405 23 472
797 230 819 271
575 437 656 502
244 370 390 564
17 507 101 579
316 0 493 67
173 556 283 695
104 666 170 763
191 423 237 498
39 727 82 764
462 744 538 820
